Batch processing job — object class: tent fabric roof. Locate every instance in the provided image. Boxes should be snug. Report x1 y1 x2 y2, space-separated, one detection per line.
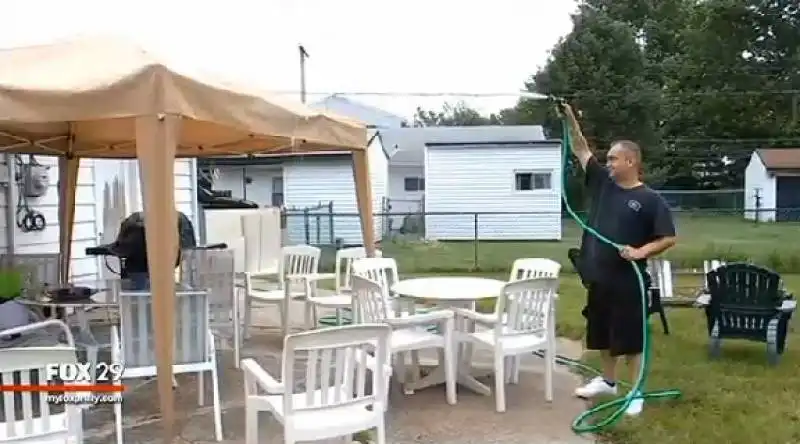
757 148 800 170
0 37 367 157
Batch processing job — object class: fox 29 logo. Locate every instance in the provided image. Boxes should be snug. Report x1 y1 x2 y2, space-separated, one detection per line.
45 362 124 384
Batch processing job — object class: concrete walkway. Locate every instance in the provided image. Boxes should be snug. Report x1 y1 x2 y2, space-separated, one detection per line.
83 299 594 444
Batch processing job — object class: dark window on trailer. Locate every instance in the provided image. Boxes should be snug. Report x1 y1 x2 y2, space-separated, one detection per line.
404 177 425 192
515 172 551 191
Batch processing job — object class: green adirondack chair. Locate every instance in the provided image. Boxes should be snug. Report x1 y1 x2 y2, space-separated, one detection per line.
704 263 796 365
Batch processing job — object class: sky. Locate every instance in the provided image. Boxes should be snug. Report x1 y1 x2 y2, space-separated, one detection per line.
3 0 578 120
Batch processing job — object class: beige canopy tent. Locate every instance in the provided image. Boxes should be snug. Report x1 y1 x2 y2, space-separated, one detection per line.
0 37 375 442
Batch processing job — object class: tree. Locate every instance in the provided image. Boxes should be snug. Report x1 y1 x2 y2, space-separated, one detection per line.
510 5 667 208
662 0 800 188
412 101 497 127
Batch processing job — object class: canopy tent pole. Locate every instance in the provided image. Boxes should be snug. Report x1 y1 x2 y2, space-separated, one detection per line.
352 150 375 256
136 114 179 442
58 141 80 282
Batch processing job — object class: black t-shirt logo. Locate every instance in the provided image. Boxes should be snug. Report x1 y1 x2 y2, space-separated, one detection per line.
627 199 642 212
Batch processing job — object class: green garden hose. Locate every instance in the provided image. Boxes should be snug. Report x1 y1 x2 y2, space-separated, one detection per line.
556 112 682 435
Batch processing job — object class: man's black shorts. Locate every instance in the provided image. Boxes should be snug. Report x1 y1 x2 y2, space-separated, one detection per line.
583 272 650 357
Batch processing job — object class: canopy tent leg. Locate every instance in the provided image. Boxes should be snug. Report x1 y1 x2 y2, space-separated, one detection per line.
136 114 179 443
58 154 80 282
352 150 376 257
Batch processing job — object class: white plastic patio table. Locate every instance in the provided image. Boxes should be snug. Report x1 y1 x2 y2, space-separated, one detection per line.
391 276 505 396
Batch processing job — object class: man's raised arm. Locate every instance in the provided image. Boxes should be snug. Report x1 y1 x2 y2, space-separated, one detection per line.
560 103 593 170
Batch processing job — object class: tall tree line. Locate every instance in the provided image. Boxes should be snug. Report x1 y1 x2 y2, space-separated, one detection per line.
413 0 800 191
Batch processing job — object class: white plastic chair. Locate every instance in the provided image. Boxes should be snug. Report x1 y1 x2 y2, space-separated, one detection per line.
0 319 84 443
243 245 321 338
506 258 561 383
111 288 222 443
181 248 242 367
350 271 457 405
305 247 382 327
453 277 558 412
648 258 674 298
241 324 391 444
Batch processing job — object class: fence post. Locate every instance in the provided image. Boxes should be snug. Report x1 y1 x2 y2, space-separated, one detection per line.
303 208 310 244
327 201 334 244
473 213 479 271
754 188 762 224
315 214 322 244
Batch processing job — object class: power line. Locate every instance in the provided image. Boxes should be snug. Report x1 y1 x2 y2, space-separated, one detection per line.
275 89 800 98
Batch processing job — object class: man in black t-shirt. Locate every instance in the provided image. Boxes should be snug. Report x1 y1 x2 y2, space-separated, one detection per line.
561 104 677 417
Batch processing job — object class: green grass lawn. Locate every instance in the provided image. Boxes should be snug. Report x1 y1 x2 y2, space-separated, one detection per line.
379 214 800 273
327 266 798 442
546 273 800 444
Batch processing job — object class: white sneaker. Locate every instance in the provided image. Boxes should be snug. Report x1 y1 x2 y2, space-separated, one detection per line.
625 392 644 416
574 376 618 399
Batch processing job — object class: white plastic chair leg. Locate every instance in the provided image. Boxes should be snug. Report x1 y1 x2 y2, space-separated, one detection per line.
494 352 506 413
197 371 205 406
245 402 258 444
511 356 521 384
211 367 223 441
114 400 124 443
375 422 387 444
232 301 242 368
243 293 253 340
84 345 99 384
443 318 457 405
544 347 554 402
279 300 289 337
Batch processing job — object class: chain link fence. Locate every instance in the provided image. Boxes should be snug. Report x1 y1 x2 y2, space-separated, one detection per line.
284 207 800 274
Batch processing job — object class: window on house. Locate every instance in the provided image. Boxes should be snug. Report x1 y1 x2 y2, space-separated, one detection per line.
515 172 552 191
271 177 284 206
404 177 425 192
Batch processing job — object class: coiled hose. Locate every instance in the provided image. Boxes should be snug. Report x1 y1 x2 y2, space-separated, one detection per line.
552 114 682 434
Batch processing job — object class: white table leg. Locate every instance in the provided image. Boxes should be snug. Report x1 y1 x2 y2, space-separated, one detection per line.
404 301 492 396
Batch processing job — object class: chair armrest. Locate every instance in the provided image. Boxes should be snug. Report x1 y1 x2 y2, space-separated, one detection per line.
241 358 284 394
0 319 76 346
696 293 796 312
239 270 279 279
385 309 453 328
300 273 337 282
452 307 497 326
694 294 710 307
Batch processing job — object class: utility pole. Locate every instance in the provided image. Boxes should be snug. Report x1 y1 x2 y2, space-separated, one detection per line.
298 44 309 103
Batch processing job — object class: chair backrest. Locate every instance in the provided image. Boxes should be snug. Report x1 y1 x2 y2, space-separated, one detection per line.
280 324 390 416
351 257 399 291
509 258 561 281
706 263 782 310
0 345 82 441
647 258 674 298
494 277 558 339
333 248 382 293
0 254 61 297
350 274 393 323
180 248 236 327
704 259 726 276
280 245 321 277
117 289 210 368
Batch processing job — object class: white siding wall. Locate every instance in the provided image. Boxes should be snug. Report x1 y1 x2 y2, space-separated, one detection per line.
744 152 776 221
387 165 425 228
0 156 98 280
211 139 387 246
0 156 198 283
94 159 199 229
368 137 388 240
424 144 562 240
214 165 282 206
284 141 387 245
